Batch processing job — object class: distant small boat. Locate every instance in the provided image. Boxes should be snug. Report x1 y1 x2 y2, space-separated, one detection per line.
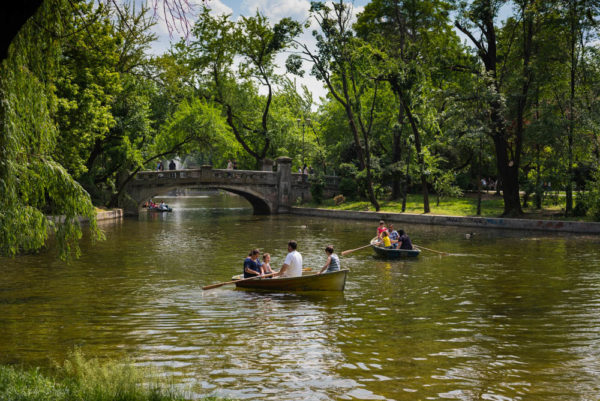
370 237 420 258
147 205 172 212
231 269 348 292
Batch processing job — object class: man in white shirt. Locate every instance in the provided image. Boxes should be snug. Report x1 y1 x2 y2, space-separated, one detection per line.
276 240 303 278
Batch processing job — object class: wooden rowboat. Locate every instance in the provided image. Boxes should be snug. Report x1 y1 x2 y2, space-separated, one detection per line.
147 205 172 212
370 237 421 258
232 269 348 292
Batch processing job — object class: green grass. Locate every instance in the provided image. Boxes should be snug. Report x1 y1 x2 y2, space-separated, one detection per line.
303 192 593 221
0 349 231 401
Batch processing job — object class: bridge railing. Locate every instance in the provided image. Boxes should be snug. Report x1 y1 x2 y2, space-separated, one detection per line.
291 173 340 187
132 168 279 185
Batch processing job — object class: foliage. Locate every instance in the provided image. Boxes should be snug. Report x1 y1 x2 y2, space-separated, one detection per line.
578 170 600 220
309 172 326 204
338 178 359 199
177 6 302 168
0 348 231 401
0 0 101 259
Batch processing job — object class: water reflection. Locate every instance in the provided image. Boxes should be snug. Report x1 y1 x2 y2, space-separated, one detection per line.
1 192 600 400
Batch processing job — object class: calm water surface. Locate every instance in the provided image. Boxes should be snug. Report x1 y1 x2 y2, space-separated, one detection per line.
2 193 600 400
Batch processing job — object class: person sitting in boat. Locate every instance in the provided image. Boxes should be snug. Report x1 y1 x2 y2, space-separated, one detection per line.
377 220 388 239
243 249 264 278
397 230 413 250
159 201 168 210
379 231 393 249
318 245 340 274
388 224 400 248
262 253 274 275
275 240 303 278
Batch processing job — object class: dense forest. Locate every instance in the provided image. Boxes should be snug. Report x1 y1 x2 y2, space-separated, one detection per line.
2 0 600 258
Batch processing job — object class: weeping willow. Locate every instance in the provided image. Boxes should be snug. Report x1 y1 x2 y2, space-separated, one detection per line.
0 1 101 259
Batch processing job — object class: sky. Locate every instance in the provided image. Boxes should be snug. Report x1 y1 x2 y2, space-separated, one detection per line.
147 0 514 105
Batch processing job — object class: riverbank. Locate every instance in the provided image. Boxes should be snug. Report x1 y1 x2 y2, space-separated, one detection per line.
291 206 600 234
47 208 123 224
0 350 230 401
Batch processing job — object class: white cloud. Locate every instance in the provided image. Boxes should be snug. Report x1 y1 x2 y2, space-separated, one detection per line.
241 0 310 20
204 0 234 16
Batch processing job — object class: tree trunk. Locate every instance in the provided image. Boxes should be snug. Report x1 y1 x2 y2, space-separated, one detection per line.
391 124 403 200
401 98 430 213
566 0 577 215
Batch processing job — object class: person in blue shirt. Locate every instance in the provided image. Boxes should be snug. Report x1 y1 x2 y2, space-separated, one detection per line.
243 249 264 278
318 245 340 274
388 224 400 248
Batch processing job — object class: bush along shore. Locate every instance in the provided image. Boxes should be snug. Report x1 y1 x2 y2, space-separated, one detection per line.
0 350 231 401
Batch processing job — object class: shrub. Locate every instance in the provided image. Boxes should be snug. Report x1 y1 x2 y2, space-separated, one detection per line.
309 173 325 204
0 349 234 401
338 177 358 198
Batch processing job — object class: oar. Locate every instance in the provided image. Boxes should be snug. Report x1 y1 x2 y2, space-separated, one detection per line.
203 272 276 290
414 244 449 256
341 243 372 256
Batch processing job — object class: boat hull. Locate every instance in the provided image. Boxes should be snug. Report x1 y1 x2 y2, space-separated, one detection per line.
147 207 172 212
370 237 420 258
234 269 348 292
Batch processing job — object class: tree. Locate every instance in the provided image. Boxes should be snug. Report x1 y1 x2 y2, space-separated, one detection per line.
178 7 301 169
356 0 464 213
290 0 381 210
0 0 101 259
455 0 527 216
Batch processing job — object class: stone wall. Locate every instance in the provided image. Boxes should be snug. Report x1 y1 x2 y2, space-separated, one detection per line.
290 207 600 234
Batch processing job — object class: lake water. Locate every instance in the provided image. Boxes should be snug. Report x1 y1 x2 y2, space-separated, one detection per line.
2 192 600 400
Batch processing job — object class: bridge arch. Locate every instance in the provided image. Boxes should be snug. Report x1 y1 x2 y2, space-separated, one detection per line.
132 184 273 215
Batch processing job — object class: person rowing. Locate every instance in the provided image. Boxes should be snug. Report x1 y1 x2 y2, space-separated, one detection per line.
397 230 413 250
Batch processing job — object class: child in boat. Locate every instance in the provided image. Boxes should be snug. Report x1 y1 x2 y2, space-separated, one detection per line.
262 253 274 275
377 220 388 239
380 231 393 249
319 245 341 274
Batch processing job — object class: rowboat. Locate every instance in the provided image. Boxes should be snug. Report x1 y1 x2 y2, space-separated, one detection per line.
147 205 172 212
370 237 420 258
231 269 348 292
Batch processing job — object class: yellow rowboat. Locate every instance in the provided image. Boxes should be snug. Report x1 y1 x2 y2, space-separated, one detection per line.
231 269 348 292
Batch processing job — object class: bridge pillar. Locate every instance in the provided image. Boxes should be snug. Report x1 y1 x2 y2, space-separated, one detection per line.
276 156 292 213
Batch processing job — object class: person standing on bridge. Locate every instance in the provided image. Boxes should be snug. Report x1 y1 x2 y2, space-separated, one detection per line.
275 240 303 278
226 159 233 170
169 160 176 170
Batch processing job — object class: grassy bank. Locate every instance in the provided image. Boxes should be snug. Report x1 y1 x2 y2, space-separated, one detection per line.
0 350 230 401
302 192 592 221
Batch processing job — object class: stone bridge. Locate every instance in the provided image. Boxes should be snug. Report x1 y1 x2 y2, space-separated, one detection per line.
126 157 340 215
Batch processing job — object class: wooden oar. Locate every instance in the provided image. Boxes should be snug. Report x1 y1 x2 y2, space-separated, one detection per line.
341 243 372 256
414 244 449 256
203 272 276 290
